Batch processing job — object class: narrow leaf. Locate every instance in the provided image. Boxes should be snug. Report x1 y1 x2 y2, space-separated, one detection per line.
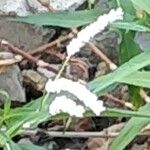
111 21 150 32
88 51 150 96
109 103 150 150
118 71 150 88
19 143 46 150
13 8 102 28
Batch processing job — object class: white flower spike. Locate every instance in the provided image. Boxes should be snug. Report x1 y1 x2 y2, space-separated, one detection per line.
49 96 85 117
46 78 105 116
67 7 124 56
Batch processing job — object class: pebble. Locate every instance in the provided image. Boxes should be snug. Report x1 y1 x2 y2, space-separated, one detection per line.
0 0 86 16
0 52 26 102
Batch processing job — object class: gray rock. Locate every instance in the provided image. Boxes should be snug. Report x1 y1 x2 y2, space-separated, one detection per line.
49 0 86 11
135 32 150 51
22 69 47 91
0 17 55 51
130 143 147 150
27 0 86 12
26 0 48 13
0 0 86 17
0 0 29 16
94 31 119 63
0 65 26 102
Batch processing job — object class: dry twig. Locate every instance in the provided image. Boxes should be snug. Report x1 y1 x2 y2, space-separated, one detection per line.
37 0 55 12
0 39 60 75
29 33 74 55
88 42 117 70
105 94 134 109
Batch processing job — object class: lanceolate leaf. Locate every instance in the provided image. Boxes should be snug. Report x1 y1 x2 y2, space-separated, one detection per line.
104 108 150 118
88 51 150 96
119 31 143 108
109 103 150 150
19 143 46 150
13 8 102 28
118 71 150 88
111 21 150 32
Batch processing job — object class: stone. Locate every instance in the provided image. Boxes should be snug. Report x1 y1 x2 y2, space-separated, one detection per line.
0 52 25 102
0 0 86 17
22 69 47 91
0 17 56 51
94 31 119 63
135 32 150 51
0 63 26 102
0 0 29 16
49 0 86 11
95 62 108 77
26 0 48 13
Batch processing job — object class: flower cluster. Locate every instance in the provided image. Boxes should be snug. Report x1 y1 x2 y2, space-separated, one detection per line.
46 78 105 117
49 95 85 117
67 7 124 56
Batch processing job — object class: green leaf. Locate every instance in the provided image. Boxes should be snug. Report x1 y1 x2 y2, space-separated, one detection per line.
120 0 136 21
9 141 22 150
104 108 150 118
88 51 150 96
119 31 141 64
131 0 150 15
0 90 11 117
111 21 150 32
119 31 143 108
109 103 150 150
120 0 135 15
19 143 46 150
13 8 102 28
118 71 150 88
0 130 10 146
6 111 50 137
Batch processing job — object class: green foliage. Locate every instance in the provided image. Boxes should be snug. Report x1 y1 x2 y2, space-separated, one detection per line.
119 71 150 88
131 0 150 15
13 8 102 28
18 143 46 150
88 1 150 149
88 51 150 96
0 91 52 149
109 103 150 150
111 21 150 31
119 31 143 108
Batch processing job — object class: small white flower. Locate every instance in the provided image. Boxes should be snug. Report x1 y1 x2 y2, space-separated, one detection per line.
49 96 85 117
46 78 105 115
67 7 124 56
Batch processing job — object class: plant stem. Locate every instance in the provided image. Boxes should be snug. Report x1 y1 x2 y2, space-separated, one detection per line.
116 0 121 7
55 55 71 79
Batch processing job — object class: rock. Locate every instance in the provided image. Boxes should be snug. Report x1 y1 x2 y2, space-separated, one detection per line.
135 32 150 51
0 17 56 51
94 31 119 63
0 0 29 16
96 0 110 13
49 0 86 11
26 0 48 13
0 52 25 102
27 0 86 12
37 66 57 78
95 62 109 77
0 0 86 17
130 143 147 150
22 69 47 91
